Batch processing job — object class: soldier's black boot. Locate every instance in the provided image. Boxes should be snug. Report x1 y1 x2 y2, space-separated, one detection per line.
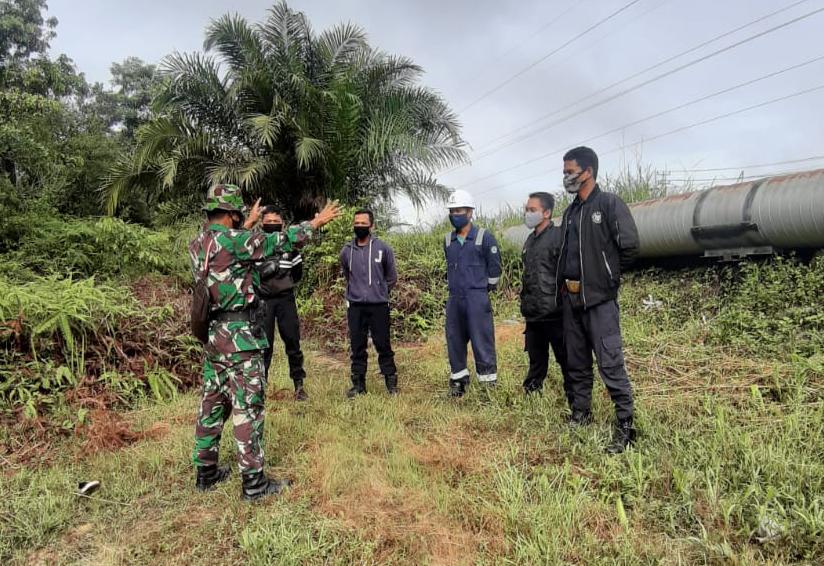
195 464 231 491
385 374 399 396
607 417 636 454
241 471 291 502
567 409 593 428
294 379 309 401
346 375 366 399
448 380 466 398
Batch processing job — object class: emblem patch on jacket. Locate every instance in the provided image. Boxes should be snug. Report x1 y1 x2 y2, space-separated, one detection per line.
591 211 602 224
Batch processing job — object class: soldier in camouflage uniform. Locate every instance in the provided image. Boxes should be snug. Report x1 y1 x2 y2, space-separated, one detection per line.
189 184 340 501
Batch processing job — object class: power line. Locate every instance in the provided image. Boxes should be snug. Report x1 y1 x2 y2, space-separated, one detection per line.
456 7 824 188
602 83 824 157
463 0 818 164
472 82 824 197
661 155 824 173
458 0 645 113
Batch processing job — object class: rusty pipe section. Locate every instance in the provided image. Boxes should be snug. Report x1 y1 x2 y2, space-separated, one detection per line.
503 168 824 259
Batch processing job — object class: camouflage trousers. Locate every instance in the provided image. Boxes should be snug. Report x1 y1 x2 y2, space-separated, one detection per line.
193 350 267 474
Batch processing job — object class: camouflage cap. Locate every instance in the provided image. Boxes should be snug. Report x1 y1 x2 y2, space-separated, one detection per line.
203 184 244 213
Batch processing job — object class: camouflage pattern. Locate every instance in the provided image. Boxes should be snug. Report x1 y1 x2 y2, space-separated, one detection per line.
188 222 313 355
188 209 314 474
202 183 245 212
193 350 267 473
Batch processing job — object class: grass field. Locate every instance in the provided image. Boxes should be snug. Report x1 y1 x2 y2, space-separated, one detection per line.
3 281 823 565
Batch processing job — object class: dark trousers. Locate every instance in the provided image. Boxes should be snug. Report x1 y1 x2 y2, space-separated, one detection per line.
348 303 397 378
446 291 497 382
524 318 572 405
562 295 634 420
261 292 305 383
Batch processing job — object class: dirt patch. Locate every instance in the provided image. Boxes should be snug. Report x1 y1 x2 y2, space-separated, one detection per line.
78 410 169 456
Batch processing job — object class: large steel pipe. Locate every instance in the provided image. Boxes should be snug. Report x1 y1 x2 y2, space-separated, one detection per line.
503 169 824 259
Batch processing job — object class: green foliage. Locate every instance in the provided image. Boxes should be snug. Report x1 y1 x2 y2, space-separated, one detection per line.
1 213 188 279
102 1 467 220
711 257 824 356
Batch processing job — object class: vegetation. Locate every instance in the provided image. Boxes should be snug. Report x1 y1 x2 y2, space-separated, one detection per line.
102 1 467 220
1 1 823 564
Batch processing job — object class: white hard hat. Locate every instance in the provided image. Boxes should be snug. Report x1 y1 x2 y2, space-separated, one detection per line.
446 189 475 210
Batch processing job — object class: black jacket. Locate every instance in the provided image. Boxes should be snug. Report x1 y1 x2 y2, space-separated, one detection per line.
257 250 303 298
520 222 563 321
556 185 639 308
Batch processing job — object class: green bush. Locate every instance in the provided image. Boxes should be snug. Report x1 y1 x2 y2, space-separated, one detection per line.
1 213 188 280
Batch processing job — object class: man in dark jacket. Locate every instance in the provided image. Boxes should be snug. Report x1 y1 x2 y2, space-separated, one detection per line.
520 192 571 401
557 146 640 454
256 206 308 401
340 209 399 397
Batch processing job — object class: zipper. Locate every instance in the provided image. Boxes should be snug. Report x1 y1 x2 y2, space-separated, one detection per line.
578 206 586 308
602 250 614 280
555 217 566 294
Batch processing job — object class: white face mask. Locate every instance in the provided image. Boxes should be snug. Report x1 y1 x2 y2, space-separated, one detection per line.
524 211 544 229
563 171 584 193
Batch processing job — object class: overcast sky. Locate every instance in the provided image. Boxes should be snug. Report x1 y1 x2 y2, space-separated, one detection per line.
48 0 824 224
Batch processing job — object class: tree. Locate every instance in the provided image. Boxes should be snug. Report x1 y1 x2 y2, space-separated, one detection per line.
102 1 467 220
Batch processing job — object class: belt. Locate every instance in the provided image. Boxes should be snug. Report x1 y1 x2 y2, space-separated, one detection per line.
565 279 581 294
212 309 253 323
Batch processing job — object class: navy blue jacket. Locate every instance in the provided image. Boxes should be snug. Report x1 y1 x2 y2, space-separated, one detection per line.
340 236 397 304
444 224 502 295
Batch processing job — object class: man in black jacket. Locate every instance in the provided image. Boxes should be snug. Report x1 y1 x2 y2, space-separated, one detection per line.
557 146 640 454
256 206 308 401
520 192 571 401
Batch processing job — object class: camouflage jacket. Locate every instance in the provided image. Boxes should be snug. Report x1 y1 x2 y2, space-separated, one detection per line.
189 222 313 355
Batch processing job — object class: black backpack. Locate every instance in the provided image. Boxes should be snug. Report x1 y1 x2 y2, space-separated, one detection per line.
191 238 214 344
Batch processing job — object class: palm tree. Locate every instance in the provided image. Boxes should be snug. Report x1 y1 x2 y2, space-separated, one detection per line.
102 1 467 220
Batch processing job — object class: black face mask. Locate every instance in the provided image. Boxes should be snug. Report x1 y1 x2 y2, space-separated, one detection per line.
354 226 371 240
262 223 283 234
231 214 243 229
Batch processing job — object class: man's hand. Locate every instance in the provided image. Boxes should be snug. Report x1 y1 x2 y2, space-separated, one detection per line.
309 200 342 230
244 198 263 229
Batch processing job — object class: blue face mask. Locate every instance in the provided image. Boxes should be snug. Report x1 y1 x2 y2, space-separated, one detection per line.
449 213 470 230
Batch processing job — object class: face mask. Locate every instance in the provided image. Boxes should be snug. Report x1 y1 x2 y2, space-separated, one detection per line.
231 214 243 229
449 213 470 230
524 211 544 229
354 226 371 240
563 171 585 194
262 223 282 234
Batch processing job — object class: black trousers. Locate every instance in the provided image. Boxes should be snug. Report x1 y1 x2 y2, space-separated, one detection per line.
562 294 634 420
347 303 397 378
524 318 572 405
261 292 306 383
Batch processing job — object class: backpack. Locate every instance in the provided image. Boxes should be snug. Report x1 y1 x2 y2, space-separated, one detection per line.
191 238 214 344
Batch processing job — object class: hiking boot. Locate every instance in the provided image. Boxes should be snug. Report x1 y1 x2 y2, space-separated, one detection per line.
195 464 231 491
607 417 636 455
385 374 399 396
568 410 593 428
241 471 291 502
346 375 366 399
448 380 466 398
294 380 309 401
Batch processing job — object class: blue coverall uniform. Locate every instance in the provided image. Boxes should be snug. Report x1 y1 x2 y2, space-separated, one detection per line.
444 225 502 384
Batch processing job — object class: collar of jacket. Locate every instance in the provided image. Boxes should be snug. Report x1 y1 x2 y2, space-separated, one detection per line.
450 223 479 241
207 223 230 233
574 184 602 206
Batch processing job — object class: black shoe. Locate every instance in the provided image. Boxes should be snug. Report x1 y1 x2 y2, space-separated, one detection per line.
385 374 399 396
523 381 543 395
607 418 636 454
448 380 466 398
241 471 291 501
567 410 593 428
294 380 309 401
346 376 366 399
195 464 232 491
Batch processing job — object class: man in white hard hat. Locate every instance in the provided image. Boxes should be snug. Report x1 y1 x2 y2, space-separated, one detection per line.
443 189 502 397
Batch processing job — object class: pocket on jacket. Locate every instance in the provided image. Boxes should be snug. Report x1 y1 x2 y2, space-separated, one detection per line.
598 333 625 368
